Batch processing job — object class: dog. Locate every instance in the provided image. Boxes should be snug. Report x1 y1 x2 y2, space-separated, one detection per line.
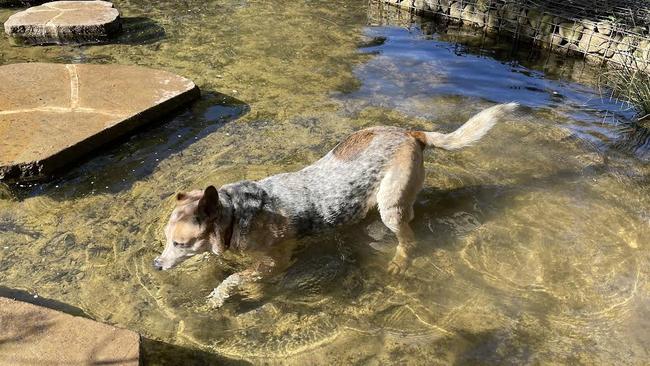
153 103 518 308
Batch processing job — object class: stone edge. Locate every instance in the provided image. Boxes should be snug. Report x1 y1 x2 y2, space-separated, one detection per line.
0 295 142 365
4 3 123 45
0 71 201 182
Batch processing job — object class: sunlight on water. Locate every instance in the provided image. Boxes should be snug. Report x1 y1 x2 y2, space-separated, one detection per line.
1 0 649 364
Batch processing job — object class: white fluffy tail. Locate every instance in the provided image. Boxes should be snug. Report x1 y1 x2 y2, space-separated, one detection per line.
420 102 519 150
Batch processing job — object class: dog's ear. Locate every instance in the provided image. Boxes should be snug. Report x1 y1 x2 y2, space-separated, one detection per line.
197 185 220 219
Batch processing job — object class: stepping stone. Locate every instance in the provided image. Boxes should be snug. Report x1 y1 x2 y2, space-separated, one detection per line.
0 297 140 365
0 63 200 181
4 1 121 45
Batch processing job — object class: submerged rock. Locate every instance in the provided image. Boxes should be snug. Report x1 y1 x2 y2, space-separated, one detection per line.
4 1 121 45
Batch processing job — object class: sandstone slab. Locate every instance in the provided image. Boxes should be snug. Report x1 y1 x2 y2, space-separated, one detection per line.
4 1 121 45
0 297 140 365
0 63 200 181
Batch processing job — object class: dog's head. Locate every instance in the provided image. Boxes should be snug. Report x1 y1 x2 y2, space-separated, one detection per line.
153 185 232 271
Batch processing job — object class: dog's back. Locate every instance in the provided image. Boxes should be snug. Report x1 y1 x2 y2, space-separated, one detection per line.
260 126 411 234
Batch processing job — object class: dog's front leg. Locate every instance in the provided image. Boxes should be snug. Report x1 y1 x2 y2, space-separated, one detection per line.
207 268 263 308
207 255 283 309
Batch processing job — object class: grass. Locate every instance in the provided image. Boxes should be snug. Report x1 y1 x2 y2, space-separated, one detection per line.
599 59 650 156
600 58 650 121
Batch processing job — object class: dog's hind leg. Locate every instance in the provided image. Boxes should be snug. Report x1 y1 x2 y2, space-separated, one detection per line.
377 139 425 275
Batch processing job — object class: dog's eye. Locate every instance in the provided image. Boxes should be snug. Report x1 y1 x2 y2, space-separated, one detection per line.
173 241 186 248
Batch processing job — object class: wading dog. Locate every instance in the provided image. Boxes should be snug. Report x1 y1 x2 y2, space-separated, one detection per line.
154 103 518 308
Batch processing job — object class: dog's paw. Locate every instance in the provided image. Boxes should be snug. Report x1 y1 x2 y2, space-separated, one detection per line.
388 254 412 275
206 288 228 309
387 260 406 275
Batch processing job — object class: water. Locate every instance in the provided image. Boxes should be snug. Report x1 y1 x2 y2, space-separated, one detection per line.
1 1 649 364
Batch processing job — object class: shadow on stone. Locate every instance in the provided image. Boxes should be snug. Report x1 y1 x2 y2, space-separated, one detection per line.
0 309 53 347
3 92 249 200
114 17 166 45
0 63 200 182
141 338 252 366
0 293 140 365
0 285 88 318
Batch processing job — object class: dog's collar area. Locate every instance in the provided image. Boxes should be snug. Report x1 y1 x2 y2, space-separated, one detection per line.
219 190 234 250
223 220 233 250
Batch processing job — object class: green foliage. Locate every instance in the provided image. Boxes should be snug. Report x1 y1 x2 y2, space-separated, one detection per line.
600 59 650 119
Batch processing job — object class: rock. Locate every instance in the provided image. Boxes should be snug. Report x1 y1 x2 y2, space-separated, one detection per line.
356 35 386 48
486 9 499 29
550 33 564 47
385 0 409 10
527 8 543 29
424 0 441 12
517 9 528 26
557 22 584 44
630 26 647 35
498 3 519 21
634 39 650 61
449 1 462 19
4 1 121 45
581 20 598 31
0 63 200 181
616 35 636 52
585 52 605 65
577 28 609 53
538 14 555 34
596 21 613 35
419 0 431 10
462 5 485 28
610 52 634 66
474 0 490 13
600 34 623 57
439 0 451 14
0 297 140 365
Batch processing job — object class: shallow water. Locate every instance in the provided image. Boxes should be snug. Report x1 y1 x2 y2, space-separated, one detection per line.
1 1 649 364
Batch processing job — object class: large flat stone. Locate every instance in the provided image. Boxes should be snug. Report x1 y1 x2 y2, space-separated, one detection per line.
0 63 200 181
4 1 121 45
0 297 140 365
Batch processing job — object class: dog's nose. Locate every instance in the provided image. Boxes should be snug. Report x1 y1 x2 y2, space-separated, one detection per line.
153 258 163 271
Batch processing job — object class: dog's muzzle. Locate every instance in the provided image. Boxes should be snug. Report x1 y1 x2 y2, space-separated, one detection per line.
153 258 164 271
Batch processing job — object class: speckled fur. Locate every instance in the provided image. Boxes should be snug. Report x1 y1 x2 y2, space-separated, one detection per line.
155 103 519 308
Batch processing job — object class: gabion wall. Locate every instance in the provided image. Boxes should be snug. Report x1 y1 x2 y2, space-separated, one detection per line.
381 0 650 71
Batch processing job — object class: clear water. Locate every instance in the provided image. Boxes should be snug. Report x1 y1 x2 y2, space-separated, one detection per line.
1 1 649 364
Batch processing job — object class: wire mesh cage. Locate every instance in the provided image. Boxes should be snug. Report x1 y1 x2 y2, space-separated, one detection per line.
380 0 650 71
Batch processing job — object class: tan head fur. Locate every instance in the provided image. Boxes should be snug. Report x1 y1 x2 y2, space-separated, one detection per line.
153 186 232 270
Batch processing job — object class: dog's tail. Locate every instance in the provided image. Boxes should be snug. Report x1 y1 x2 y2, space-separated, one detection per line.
413 102 519 150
